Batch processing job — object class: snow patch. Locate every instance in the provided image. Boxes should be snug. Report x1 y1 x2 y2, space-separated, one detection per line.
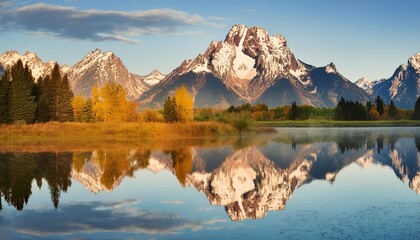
232 30 257 80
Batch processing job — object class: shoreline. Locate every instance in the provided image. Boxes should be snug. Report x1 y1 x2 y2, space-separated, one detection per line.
255 120 420 128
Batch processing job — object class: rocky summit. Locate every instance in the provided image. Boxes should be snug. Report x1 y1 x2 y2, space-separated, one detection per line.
139 24 371 108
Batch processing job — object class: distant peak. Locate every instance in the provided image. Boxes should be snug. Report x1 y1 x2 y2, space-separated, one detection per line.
325 62 337 73
23 51 37 57
408 53 420 72
150 69 163 75
357 77 370 82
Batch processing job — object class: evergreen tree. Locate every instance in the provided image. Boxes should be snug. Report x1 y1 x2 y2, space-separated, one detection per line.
9 60 36 123
47 63 61 121
366 101 372 113
36 76 51 122
375 96 384 116
56 74 74 122
163 96 176 122
174 85 194 122
0 71 11 123
289 101 298 120
413 96 420 120
33 77 43 122
388 100 398 119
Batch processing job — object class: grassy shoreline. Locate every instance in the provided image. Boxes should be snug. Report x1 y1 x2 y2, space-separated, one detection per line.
0 121 237 143
256 119 420 127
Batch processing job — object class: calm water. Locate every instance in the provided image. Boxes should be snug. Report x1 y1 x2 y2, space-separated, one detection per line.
1 127 420 239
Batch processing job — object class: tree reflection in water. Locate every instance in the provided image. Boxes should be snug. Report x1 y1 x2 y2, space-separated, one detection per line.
1 128 420 221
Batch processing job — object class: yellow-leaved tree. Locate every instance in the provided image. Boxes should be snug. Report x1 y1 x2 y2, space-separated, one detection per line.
91 83 138 122
174 84 193 122
71 95 85 122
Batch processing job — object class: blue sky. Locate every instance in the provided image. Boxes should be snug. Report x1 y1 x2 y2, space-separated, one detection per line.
0 0 419 81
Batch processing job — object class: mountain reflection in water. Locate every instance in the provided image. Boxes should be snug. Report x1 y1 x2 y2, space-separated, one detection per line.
1 128 420 222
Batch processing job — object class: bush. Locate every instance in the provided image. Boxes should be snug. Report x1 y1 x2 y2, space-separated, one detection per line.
139 110 164 122
228 111 254 133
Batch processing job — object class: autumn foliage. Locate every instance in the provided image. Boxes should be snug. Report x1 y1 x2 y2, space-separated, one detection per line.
163 85 194 122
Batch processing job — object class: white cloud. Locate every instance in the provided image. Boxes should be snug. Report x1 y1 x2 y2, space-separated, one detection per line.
0 3 214 44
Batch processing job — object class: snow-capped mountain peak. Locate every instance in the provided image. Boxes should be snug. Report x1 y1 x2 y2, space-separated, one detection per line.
355 77 373 94
408 53 420 73
143 69 166 87
66 48 150 99
179 24 300 101
325 62 337 74
0 50 58 80
139 24 371 108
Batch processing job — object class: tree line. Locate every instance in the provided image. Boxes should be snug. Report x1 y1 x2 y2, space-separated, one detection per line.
2 59 420 125
0 60 73 123
0 60 138 124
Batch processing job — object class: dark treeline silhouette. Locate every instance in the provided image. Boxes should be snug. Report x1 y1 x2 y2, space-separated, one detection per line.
0 152 72 211
0 60 73 124
334 97 368 120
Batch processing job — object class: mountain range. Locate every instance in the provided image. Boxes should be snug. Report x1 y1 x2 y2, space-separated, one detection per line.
0 49 165 100
1 24 419 108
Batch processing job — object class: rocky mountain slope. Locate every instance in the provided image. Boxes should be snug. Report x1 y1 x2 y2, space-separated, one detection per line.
0 50 60 80
139 24 371 108
371 53 420 108
66 49 150 100
355 77 374 95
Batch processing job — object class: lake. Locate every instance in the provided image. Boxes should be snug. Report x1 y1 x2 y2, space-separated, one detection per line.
1 127 419 239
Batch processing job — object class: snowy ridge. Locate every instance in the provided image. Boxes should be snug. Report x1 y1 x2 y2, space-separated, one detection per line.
176 24 302 101
140 24 370 108
66 49 150 100
0 50 59 80
355 77 373 95
371 53 420 108
408 53 420 73
142 70 165 87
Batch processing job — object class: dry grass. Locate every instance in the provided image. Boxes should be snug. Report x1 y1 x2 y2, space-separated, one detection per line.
0 121 237 144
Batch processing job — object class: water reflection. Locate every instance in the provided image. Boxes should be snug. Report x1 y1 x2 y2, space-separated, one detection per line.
1 128 420 222
0 152 72 211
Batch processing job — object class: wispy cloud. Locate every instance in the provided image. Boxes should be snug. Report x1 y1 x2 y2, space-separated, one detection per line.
160 200 184 205
0 3 212 44
208 16 226 21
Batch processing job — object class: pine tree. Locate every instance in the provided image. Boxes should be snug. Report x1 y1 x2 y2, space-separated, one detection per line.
174 85 193 122
37 76 51 122
413 96 420 120
366 101 372 113
388 100 398 119
289 101 299 120
47 63 61 121
375 96 384 116
0 71 11 123
163 96 176 122
33 76 43 122
9 60 36 123
56 74 74 122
